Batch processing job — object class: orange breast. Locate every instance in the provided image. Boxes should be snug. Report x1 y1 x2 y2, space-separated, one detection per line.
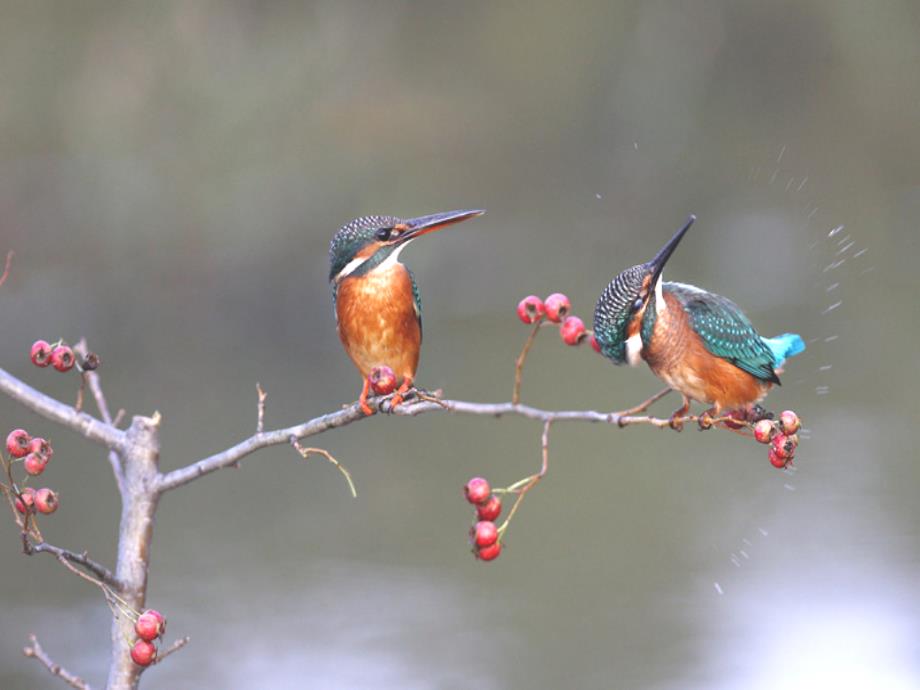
643 292 771 411
335 263 421 381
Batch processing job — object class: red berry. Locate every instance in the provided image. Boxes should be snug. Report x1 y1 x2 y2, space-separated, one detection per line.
24 452 48 476
543 293 571 323
589 334 602 353
368 365 397 395
753 419 774 444
34 487 58 514
476 541 502 561
779 410 801 435
476 495 502 522
471 520 499 548
770 433 795 460
464 477 491 505
50 345 75 372
6 429 31 458
28 437 52 460
135 610 165 641
768 448 789 469
15 487 36 514
30 340 53 367
560 316 586 345
516 295 545 325
130 639 157 666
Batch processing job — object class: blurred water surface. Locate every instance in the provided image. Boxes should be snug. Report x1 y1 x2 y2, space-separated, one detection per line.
1 2 919 689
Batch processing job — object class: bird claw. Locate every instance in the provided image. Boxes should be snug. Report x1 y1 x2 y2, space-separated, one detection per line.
668 413 685 432
697 410 714 431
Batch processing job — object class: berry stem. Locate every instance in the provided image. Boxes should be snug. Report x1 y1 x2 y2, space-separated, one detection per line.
497 420 552 537
512 317 545 405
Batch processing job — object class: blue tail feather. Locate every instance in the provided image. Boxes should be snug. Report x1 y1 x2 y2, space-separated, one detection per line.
761 333 806 368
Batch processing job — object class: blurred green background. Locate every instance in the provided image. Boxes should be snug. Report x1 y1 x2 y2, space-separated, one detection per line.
1 1 918 688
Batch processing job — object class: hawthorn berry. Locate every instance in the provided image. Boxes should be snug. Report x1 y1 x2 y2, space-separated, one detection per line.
779 410 801 435
130 639 157 667
6 429 31 458
29 437 52 460
135 610 166 642
771 433 798 460
34 488 58 515
589 334 602 353
768 448 789 469
50 345 75 372
30 340 53 367
476 494 502 522
15 487 36 514
476 541 502 562
560 316 587 345
543 293 571 323
753 419 775 444
23 452 48 476
464 477 491 505
471 520 499 548
368 365 397 396
516 295 545 325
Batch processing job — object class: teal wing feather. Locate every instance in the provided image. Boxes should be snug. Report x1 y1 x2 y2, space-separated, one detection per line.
666 283 780 384
408 268 422 341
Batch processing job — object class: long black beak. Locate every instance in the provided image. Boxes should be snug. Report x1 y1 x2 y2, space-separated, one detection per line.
646 214 695 286
397 209 485 242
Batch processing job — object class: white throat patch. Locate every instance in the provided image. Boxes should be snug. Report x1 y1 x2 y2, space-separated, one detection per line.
625 333 643 366
333 242 410 283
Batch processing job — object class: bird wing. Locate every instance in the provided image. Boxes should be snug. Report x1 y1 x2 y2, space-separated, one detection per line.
666 283 780 384
408 267 422 341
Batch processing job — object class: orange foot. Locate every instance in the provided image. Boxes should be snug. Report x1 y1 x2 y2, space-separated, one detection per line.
669 395 691 432
389 376 414 410
358 377 374 416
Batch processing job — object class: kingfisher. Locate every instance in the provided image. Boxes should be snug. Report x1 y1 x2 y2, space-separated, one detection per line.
329 209 484 415
593 215 805 428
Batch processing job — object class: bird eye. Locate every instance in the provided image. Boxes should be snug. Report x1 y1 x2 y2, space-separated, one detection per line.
631 297 644 313
375 227 393 241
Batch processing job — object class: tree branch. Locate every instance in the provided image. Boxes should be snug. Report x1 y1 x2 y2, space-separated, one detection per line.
22 634 91 690
28 542 120 590
0 367 125 450
155 390 700 494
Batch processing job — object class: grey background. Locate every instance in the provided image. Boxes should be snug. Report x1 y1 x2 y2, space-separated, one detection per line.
1 2 918 688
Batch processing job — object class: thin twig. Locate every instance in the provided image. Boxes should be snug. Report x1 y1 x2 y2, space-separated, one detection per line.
512 318 544 404
618 387 672 415
256 383 267 433
22 634 91 690
151 636 191 665
28 542 120 590
498 419 552 534
291 440 357 498
0 250 13 288
74 374 86 413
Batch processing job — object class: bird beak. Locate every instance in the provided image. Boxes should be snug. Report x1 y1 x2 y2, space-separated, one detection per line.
396 209 485 242
646 214 695 286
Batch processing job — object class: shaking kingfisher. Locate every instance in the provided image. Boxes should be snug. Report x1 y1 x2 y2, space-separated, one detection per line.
593 215 805 427
329 209 484 415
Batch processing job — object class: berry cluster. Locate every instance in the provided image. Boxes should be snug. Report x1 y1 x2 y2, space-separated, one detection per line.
130 609 166 667
752 410 801 469
464 477 503 561
517 293 601 352
5 429 59 515
29 339 99 373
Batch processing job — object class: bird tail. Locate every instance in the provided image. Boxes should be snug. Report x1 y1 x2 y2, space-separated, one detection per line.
762 333 806 368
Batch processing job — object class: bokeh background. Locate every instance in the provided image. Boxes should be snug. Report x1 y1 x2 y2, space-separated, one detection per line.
1 2 919 688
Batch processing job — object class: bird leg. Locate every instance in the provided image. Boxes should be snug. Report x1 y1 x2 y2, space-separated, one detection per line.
358 377 375 416
389 376 414 410
668 395 692 432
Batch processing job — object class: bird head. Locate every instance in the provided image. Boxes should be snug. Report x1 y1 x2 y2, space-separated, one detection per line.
593 215 695 363
328 209 484 283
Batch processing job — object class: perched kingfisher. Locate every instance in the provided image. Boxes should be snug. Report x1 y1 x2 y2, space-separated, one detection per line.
329 209 484 414
593 215 805 427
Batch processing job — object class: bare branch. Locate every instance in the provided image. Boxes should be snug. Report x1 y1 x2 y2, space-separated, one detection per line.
291 440 357 498
73 340 125 492
256 383 267 433
28 542 120 590
22 634 91 690
151 636 191 666
0 250 13 288
0 367 126 450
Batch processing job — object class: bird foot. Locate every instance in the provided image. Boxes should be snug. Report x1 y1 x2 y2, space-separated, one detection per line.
387 377 415 412
358 378 375 416
697 409 716 431
668 412 685 432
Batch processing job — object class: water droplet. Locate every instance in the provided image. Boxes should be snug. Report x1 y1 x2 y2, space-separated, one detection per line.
819 364 832 371
828 224 844 237
824 335 839 342
784 484 796 491
853 248 868 258
822 301 842 314
826 282 840 292
777 145 786 163
758 527 769 537
714 582 724 595
796 177 808 192
595 193 602 199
